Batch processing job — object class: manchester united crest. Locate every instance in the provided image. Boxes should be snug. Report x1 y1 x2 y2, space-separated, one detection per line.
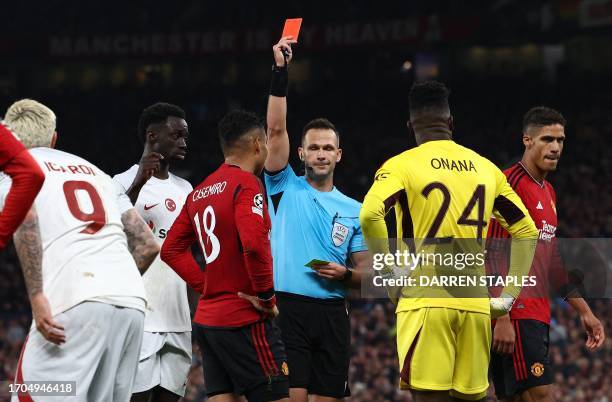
531 362 545 377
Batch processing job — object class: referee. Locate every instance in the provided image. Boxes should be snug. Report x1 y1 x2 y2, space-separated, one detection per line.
262 37 369 401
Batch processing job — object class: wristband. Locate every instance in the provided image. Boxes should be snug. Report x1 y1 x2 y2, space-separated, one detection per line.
270 65 288 97
342 268 353 282
562 283 582 300
258 294 276 310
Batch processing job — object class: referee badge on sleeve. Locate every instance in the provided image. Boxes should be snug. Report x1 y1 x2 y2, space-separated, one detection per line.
332 222 349 247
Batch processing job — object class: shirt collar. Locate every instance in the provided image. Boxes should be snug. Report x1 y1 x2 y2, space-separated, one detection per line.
518 161 545 188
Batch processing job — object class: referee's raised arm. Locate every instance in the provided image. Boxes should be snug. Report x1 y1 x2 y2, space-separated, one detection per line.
265 36 296 172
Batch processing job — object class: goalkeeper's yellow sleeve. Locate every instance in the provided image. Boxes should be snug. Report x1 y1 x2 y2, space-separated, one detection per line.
492 168 539 298
359 163 404 255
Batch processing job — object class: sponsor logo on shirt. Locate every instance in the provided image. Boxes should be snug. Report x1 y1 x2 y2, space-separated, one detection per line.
147 220 168 239
538 220 556 242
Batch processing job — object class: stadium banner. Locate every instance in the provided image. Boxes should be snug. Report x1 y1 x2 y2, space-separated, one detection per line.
40 16 479 59
358 238 612 300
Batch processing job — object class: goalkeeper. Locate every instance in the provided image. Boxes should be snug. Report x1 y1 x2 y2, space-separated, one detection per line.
359 81 538 402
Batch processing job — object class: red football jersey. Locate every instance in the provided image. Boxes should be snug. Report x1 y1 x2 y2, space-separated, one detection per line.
0 123 45 249
161 164 274 327
486 162 567 324
0 123 25 168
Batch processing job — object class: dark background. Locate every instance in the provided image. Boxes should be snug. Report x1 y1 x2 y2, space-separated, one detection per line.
1 1 611 400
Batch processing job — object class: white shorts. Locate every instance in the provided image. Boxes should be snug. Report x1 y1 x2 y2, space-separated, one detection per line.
132 331 192 396
12 301 144 402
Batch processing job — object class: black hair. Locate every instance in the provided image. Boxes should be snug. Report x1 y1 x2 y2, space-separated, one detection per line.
137 102 186 143
301 118 339 143
409 81 451 117
217 110 264 150
523 106 566 133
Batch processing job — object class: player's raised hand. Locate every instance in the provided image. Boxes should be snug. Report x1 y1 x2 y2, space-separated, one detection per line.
136 152 164 183
273 36 297 67
30 293 65 345
581 312 605 350
492 314 515 354
238 292 279 318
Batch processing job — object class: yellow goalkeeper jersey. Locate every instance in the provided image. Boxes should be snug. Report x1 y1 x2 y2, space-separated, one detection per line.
360 140 538 313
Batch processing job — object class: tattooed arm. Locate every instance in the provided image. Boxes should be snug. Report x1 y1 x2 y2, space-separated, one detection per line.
13 206 65 344
121 208 160 274
13 207 43 297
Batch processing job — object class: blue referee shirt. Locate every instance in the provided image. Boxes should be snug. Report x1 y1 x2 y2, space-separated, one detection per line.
264 165 367 299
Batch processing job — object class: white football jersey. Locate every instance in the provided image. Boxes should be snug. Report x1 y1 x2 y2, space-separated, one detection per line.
0 148 147 316
114 165 193 332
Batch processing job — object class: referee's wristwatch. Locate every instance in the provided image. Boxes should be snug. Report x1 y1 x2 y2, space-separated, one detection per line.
341 267 353 282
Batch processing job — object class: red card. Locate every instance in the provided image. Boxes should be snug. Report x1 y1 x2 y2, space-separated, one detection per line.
282 18 303 42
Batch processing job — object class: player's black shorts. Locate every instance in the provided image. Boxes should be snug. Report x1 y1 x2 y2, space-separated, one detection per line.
193 319 289 402
276 292 351 398
490 319 553 399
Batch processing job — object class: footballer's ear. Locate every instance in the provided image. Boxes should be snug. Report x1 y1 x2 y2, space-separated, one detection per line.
50 131 58 149
523 133 532 148
407 121 414 137
146 130 157 144
253 134 263 153
336 148 342 163
448 115 454 132
298 146 304 161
